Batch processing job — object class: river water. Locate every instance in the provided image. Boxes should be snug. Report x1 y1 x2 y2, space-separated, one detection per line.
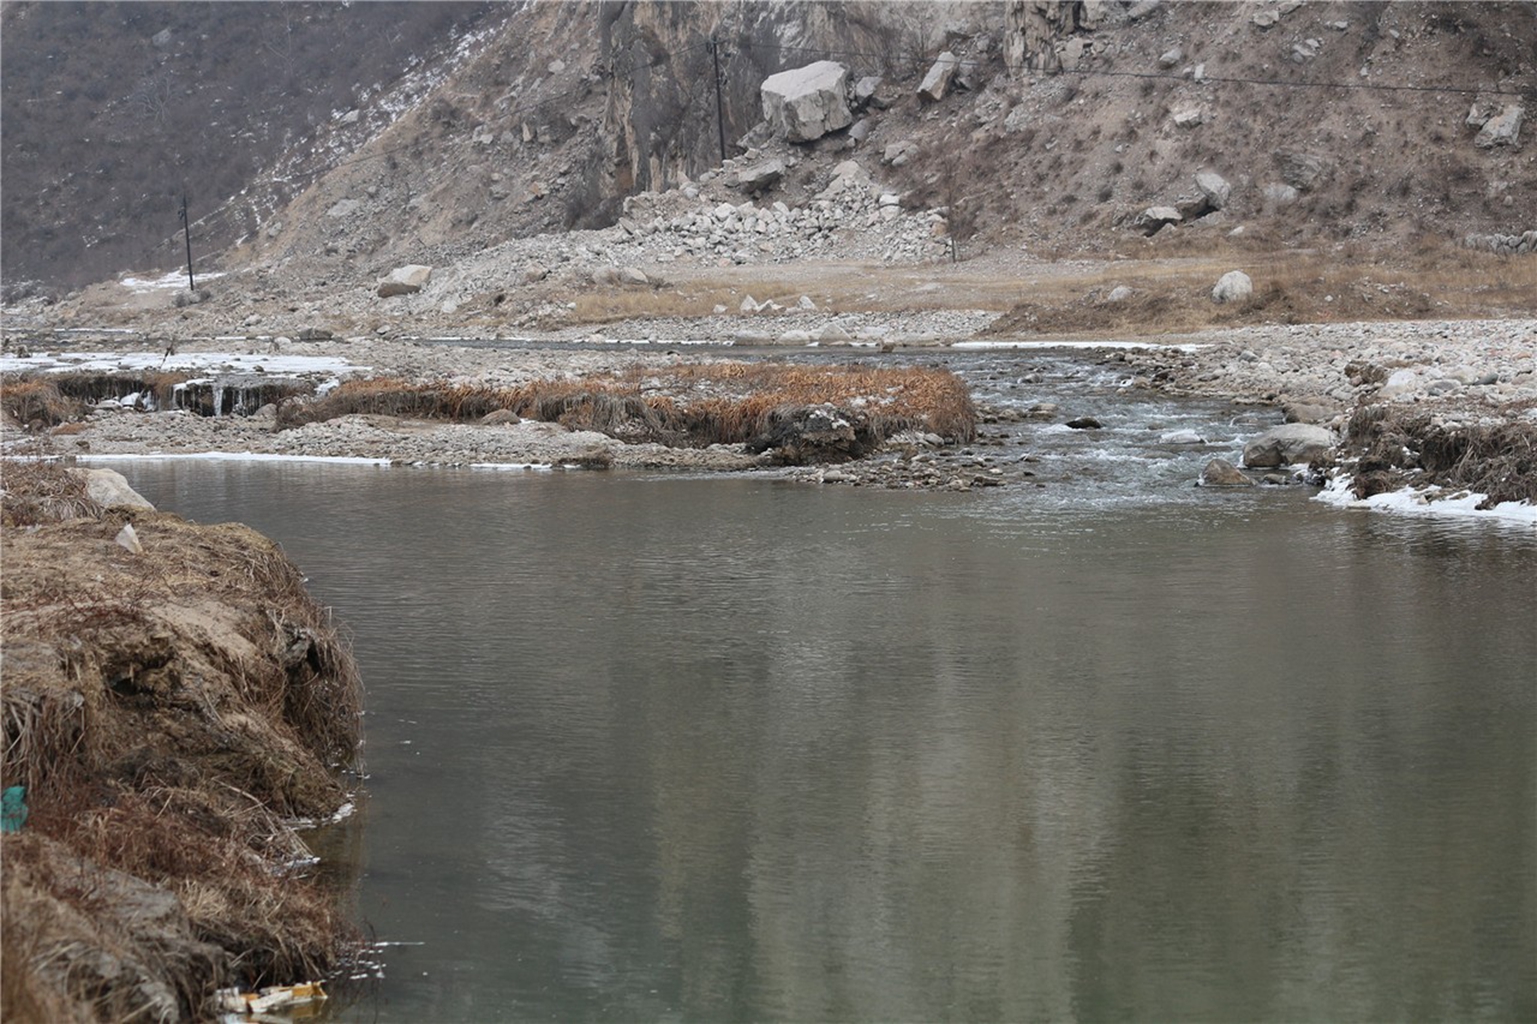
116 350 1535 1022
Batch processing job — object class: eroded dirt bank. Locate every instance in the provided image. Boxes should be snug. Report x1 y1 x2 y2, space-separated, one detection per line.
0 463 362 1022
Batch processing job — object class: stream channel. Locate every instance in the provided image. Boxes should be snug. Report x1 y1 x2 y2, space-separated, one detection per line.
114 347 1536 1022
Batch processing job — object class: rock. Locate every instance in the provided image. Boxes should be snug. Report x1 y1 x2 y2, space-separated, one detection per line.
1172 108 1204 129
1066 416 1103 429
1211 270 1253 304
1160 429 1205 444
854 75 885 109
377 264 432 298
1158 46 1183 68
326 199 362 218
883 139 918 166
816 324 852 342
760 61 853 143
78 469 155 510
740 295 762 314
1262 182 1299 206
797 295 817 310
737 157 786 192
479 410 521 425
1252 8 1279 27
1195 169 1231 210
617 267 649 287
1474 104 1524 149
1242 423 1335 468
918 51 960 103
1106 285 1133 303
1276 150 1327 192
521 263 549 284
1135 206 1183 236
777 329 813 344
1200 458 1253 486
295 327 333 341
1283 398 1342 424
1026 402 1059 420
1379 368 1419 398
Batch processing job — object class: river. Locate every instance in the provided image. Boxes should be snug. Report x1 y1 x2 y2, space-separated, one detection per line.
115 349 1536 1022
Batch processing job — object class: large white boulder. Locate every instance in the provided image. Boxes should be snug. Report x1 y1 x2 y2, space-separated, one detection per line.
1211 270 1253 304
1242 424 1335 468
760 61 852 143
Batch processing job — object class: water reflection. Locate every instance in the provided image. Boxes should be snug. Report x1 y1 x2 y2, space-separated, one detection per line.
120 455 1535 1023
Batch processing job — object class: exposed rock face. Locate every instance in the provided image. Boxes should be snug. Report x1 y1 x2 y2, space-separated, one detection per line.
1003 0 1086 73
1242 423 1335 467
1211 270 1253 304
760 61 852 143
377 264 432 297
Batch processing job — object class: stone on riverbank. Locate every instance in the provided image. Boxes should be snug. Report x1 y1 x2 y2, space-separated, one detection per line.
1200 458 1254 486
1243 423 1335 467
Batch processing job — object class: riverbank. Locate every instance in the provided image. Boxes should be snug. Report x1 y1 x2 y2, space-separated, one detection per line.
3 286 1534 513
0 463 362 1021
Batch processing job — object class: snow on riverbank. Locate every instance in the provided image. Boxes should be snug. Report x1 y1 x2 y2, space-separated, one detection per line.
0 350 364 377
1315 473 1537 526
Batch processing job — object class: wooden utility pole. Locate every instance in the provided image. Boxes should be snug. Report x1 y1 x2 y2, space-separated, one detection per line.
178 195 196 291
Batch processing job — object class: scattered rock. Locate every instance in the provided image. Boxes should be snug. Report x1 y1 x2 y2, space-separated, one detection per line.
1276 150 1327 192
1242 423 1335 468
1200 458 1253 486
1211 270 1253 304
1172 108 1205 129
918 51 960 103
1474 104 1524 149
1066 416 1103 429
617 267 649 287
1158 46 1183 68
736 157 786 193
1106 285 1133 303
883 139 918 166
1282 398 1342 425
296 327 333 342
479 410 521 425
1135 206 1183 236
1195 169 1231 210
377 264 432 298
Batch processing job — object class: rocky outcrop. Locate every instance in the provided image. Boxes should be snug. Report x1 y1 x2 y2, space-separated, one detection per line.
1242 423 1335 467
760 61 852 143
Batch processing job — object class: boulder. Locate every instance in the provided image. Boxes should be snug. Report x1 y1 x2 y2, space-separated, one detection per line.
854 75 886 109
76 469 155 510
1282 398 1343 424
737 157 786 193
918 52 960 103
1158 46 1183 68
480 409 522 425
883 139 918 166
1106 285 1134 303
1474 104 1524 148
377 264 432 297
760 61 853 143
1262 182 1299 206
1200 458 1253 486
1172 108 1205 129
1134 206 1183 236
617 267 649 287
1066 416 1103 429
1276 150 1327 192
1242 423 1335 468
1211 270 1253 304
1195 169 1232 210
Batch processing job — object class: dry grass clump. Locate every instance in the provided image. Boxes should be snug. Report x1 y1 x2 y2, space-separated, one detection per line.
1 463 363 1018
1 460 105 527
2 372 190 427
278 363 976 456
1344 406 1537 507
2 377 78 427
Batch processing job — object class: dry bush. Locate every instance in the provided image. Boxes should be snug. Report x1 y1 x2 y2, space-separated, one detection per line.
279 364 977 451
1344 407 1537 507
2 377 78 426
0 461 105 527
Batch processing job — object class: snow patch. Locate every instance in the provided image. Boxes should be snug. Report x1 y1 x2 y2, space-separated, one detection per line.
1315 473 1537 525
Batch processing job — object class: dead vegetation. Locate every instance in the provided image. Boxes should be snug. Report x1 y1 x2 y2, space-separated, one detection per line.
277 362 977 460
1344 406 1537 508
1 462 363 1020
2 372 191 427
985 245 1537 337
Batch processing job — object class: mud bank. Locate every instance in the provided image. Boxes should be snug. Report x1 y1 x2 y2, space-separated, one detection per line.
0 463 362 1022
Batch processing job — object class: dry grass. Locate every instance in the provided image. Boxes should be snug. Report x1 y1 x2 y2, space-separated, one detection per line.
1 461 105 527
2 371 192 427
987 245 1536 337
278 363 977 454
1 463 363 1018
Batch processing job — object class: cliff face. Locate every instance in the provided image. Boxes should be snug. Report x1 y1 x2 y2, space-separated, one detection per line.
3 1 1533 297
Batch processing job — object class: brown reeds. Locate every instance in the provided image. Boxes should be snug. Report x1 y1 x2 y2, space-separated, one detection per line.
277 363 977 453
1 463 363 1018
0 461 105 527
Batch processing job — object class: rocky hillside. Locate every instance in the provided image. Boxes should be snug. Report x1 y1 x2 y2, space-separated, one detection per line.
3 1 1533 301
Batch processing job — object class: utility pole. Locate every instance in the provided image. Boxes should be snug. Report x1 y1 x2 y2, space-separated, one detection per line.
710 38 727 165
178 195 195 291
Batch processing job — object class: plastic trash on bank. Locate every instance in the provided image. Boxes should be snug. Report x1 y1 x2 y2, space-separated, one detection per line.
2 786 27 833
216 980 327 1016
